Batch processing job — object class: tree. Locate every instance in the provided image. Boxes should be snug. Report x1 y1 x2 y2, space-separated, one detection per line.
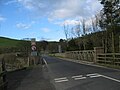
99 0 120 26
63 22 71 48
39 40 48 51
59 39 67 52
68 38 79 51
17 40 31 57
71 21 81 38
99 0 120 52
91 15 101 32
47 42 59 53
64 23 70 41
81 19 87 50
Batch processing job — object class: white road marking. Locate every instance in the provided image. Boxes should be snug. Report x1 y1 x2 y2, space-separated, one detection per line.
54 77 67 81
89 75 102 78
54 73 120 83
72 75 83 78
101 75 120 83
55 79 68 83
43 58 48 66
86 73 99 76
72 75 87 80
74 77 87 80
86 73 102 78
54 77 68 83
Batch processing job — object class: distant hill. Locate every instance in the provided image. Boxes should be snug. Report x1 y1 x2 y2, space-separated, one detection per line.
0 37 22 48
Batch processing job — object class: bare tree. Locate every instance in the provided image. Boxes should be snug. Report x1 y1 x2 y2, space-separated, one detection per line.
63 22 71 48
81 19 87 50
64 23 68 40
75 21 81 37
91 14 100 33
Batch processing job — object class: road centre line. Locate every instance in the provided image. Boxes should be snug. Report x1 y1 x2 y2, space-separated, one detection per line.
89 75 102 78
54 77 67 81
54 77 68 83
74 77 87 80
54 73 120 83
55 79 68 83
86 73 99 76
72 75 83 78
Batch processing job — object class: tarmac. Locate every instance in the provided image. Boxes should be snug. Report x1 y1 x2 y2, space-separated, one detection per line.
7 65 55 90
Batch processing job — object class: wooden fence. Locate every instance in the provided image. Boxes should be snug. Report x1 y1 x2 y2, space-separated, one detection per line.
0 58 7 90
0 54 29 90
97 53 120 65
54 47 120 66
3 54 29 71
65 51 120 66
65 50 95 62
0 52 41 90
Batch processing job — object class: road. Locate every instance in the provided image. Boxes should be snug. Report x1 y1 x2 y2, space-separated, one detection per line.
7 65 55 90
42 56 120 90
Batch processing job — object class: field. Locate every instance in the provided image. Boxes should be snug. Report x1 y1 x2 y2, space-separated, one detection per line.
0 37 21 48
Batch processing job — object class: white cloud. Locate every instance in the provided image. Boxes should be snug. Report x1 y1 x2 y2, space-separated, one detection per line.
15 0 102 20
56 20 80 26
41 28 50 33
16 21 35 29
0 15 6 22
4 0 17 5
17 0 48 11
54 16 84 26
40 37 51 41
5 0 102 28
16 23 31 29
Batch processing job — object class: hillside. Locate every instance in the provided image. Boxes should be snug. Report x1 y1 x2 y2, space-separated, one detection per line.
0 37 21 48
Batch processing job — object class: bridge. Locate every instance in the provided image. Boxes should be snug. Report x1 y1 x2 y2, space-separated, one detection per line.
0 52 120 90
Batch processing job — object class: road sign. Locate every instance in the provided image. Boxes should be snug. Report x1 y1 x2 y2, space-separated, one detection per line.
31 38 36 45
31 51 37 56
31 38 37 56
31 46 36 51
31 42 36 45
31 38 37 51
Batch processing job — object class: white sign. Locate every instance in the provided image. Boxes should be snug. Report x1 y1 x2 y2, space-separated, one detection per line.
31 46 36 51
31 51 37 56
31 42 36 45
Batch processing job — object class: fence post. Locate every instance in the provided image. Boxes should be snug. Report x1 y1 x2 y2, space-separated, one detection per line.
27 57 30 67
94 49 97 63
113 53 115 65
2 58 7 90
94 47 104 64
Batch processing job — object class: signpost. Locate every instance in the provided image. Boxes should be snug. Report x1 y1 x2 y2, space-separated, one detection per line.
31 46 36 51
31 38 37 56
27 38 40 66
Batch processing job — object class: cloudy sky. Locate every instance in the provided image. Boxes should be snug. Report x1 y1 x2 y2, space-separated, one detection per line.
0 0 102 41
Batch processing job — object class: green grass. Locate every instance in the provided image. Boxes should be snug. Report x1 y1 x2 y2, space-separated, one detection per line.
0 37 21 48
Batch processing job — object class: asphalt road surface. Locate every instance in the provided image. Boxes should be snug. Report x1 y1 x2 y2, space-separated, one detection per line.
42 56 120 90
